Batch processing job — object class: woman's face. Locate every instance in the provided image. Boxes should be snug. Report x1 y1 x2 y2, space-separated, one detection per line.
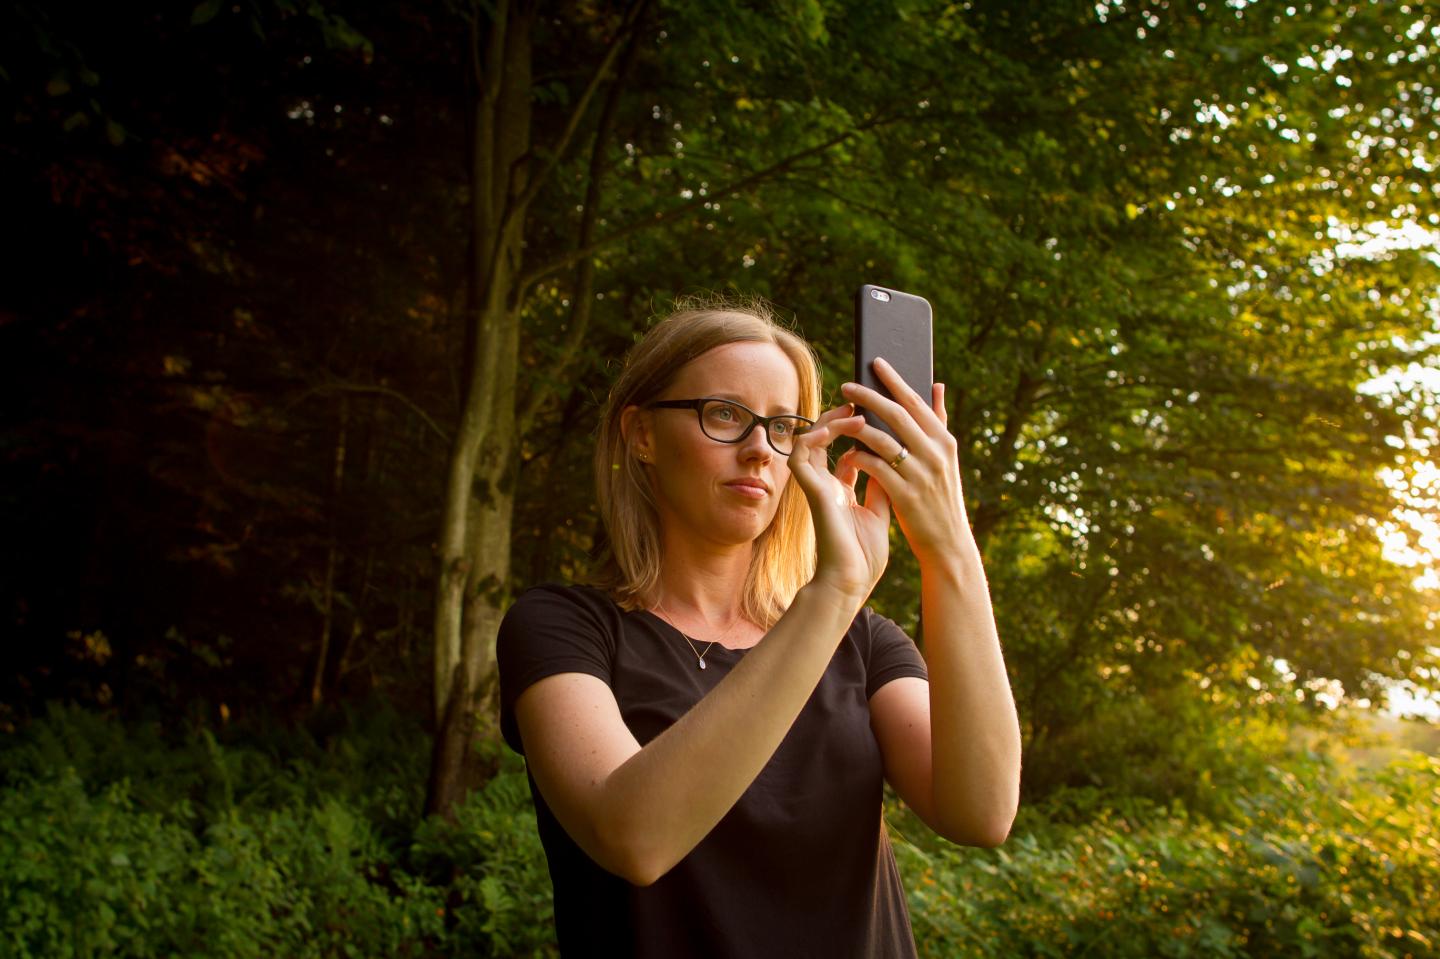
625 341 803 550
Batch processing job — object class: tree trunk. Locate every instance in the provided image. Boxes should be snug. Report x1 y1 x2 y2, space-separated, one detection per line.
426 0 533 819
331 398 379 695
420 0 826 816
312 393 350 708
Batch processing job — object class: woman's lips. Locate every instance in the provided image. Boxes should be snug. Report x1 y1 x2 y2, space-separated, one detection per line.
724 481 768 499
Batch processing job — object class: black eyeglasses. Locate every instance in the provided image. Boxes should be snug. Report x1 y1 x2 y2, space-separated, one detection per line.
646 397 814 456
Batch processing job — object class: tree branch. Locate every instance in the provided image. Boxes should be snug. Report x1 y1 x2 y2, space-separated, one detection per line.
508 0 650 220
781 174 968 260
518 115 896 291
516 0 645 437
287 382 451 444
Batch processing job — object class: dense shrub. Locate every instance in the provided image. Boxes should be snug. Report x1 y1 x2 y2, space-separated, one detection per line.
0 776 460 958
0 701 552 959
3 701 1435 958
410 769 556 957
893 752 1440 958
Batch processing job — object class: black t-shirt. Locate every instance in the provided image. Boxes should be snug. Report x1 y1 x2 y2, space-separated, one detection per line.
497 582 929 958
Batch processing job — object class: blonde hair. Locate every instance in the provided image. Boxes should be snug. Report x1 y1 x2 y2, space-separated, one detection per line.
587 295 821 627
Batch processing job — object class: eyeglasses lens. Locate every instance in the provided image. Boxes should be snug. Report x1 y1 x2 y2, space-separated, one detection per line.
699 400 805 454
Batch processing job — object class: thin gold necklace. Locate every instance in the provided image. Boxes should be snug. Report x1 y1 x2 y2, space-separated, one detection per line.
652 600 742 670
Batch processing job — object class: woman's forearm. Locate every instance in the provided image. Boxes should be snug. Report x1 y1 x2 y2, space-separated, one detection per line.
921 548 1021 845
595 580 865 885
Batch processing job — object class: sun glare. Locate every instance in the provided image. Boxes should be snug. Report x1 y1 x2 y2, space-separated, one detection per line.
1364 357 1440 593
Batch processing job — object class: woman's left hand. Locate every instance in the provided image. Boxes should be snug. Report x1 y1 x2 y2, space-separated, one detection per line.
834 357 975 569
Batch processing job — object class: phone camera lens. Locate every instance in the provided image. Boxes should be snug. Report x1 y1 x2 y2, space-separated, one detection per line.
870 289 891 302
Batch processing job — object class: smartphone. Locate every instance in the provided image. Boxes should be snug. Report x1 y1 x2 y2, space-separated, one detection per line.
853 284 934 456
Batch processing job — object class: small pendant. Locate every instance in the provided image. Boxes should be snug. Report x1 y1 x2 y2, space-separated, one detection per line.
698 658 707 670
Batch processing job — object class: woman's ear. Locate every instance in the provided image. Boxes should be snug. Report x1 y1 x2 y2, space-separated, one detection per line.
620 405 655 464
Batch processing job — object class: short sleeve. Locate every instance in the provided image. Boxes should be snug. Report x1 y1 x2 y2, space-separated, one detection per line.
861 607 928 699
497 584 618 755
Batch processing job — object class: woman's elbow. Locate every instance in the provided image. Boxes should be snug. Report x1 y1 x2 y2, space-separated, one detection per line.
588 812 677 887
967 819 1014 849
621 862 666 888
941 819 1012 849
607 845 679 888
934 802 1017 849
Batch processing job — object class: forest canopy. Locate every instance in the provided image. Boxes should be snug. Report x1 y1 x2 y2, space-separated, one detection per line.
1 0 1437 802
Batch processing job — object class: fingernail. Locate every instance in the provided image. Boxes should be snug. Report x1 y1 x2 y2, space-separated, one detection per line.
842 382 857 392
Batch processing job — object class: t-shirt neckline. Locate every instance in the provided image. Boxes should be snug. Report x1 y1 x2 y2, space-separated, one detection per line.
636 607 754 653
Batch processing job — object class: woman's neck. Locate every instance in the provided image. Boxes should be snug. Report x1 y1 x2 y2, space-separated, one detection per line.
651 531 753 628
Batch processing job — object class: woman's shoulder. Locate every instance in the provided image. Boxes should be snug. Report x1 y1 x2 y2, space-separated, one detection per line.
844 605 902 642
511 580 602 603
497 582 629 681
497 584 628 755
844 604 927 691
499 581 629 646
506 580 619 616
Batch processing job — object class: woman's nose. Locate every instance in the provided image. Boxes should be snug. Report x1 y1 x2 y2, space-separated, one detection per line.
739 423 774 460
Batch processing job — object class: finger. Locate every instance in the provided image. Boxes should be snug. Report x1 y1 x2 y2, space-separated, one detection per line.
797 407 859 449
845 444 908 495
810 402 856 428
841 380 931 451
862 468 892 519
869 354 938 423
792 414 836 451
786 423 831 485
933 382 947 428
858 354 950 443
798 428 855 486
824 418 927 490
789 419 854 488
829 418 909 466
834 447 860 490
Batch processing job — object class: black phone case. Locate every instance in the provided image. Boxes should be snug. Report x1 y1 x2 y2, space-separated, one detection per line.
853 284 934 456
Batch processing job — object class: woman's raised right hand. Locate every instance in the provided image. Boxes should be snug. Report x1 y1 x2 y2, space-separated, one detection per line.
786 403 891 603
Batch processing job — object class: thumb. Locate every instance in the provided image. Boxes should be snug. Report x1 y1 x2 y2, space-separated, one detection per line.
863 472 892 523
786 423 833 499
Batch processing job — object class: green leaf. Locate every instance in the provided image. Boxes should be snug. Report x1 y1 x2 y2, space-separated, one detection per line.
191 0 223 26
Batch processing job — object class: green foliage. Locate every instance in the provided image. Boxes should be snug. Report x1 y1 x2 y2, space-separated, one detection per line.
410 770 556 957
4 704 1435 957
1 769 195 957
512 0 1440 786
4 0 1437 830
0 703 554 958
1010 641 1359 816
891 749 1440 958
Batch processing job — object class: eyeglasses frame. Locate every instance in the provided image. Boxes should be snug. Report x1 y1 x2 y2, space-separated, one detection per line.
645 397 815 456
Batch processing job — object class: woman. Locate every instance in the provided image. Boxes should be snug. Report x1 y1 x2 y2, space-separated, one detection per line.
498 297 1020 957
